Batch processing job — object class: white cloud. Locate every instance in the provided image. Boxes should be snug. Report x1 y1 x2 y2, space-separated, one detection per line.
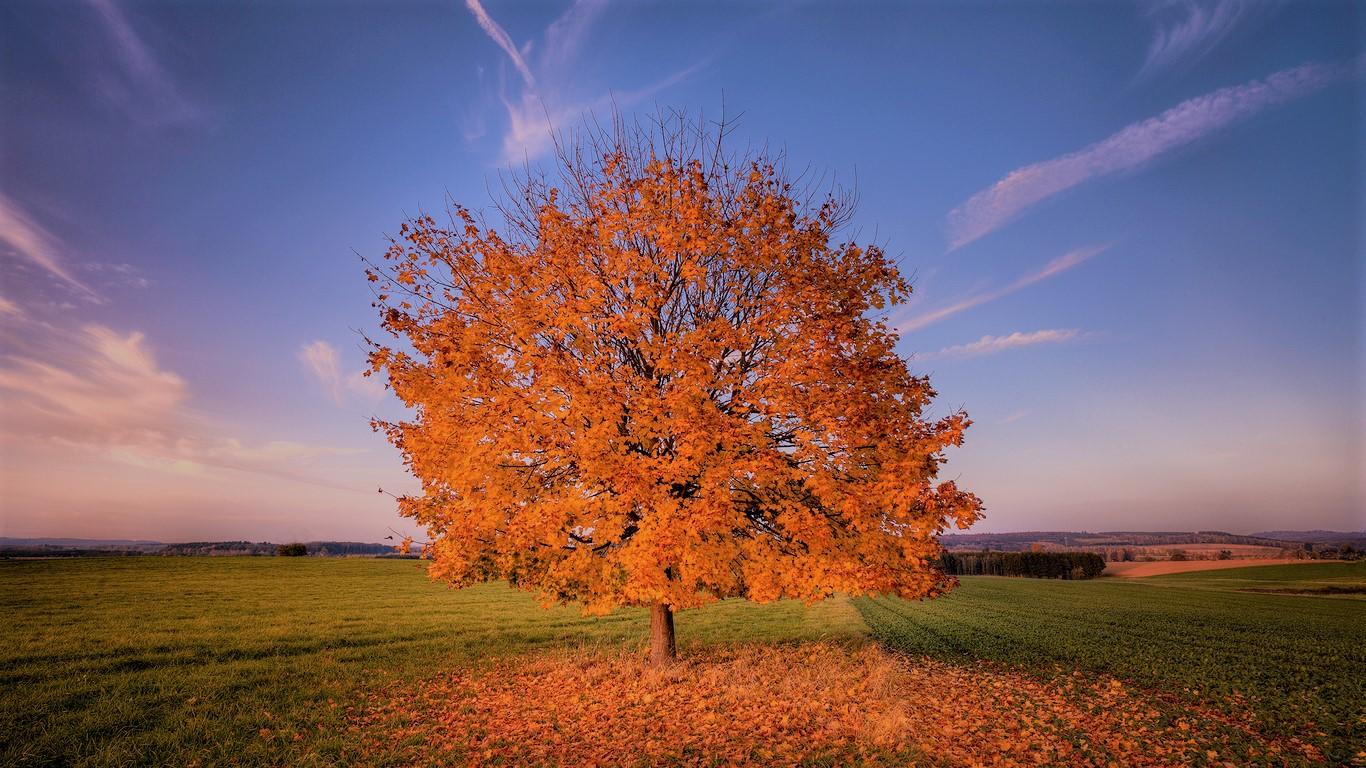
0 325 186 433
300 340 384 405
946 60 1353 250
300 340 343 403
936 329 1082 358
895 244 1109 333
0 324 360 488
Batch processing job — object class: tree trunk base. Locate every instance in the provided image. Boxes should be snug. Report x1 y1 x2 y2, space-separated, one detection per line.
649 602 676 666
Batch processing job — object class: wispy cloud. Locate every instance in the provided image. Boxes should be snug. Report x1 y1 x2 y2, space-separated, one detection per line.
0 324 362 489
541 0 608 74
464 0 536 87
300 340 385 405
0 325 187 432
0 295 20 317
936 329 1082 359
1137 0 1251 81
498 61 706 163
76 261 151 294
85 0 199 126
462 0 704 163
947 60 1353 250
896 244 1109 333
0 194 98 299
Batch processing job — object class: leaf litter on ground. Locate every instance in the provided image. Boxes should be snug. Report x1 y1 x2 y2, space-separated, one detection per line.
347 641 1325 767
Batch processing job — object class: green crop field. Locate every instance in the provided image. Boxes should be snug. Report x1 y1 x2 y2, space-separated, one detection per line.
856 561 1366 765
2 557 1362 766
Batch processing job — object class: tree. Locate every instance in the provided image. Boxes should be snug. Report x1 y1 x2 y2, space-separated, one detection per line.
277 543 307 557
365 115 982 665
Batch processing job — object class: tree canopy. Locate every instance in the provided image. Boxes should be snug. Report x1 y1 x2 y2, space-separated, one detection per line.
366 116 982 654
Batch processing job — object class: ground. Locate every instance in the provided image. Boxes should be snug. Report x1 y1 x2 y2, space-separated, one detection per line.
1 558 1361 766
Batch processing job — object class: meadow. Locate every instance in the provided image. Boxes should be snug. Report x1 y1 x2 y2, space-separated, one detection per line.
1 557 1361 766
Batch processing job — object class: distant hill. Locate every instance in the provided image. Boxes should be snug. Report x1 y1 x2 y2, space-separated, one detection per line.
0 537 165 552
0 538 408 558
1253 531 1366 547
940 531 1293 549
5 531 1359 560
939 530 1361 560
154 541 398 557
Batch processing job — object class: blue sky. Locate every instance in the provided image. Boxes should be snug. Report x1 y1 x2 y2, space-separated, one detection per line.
1 0 1361 541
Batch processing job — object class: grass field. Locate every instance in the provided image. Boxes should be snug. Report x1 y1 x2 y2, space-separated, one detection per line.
1102 557 1308 577
2 557 1362 766
0 557 862 767
856 561 1366 764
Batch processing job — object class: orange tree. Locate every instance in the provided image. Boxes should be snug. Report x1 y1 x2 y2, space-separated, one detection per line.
366 116 982 665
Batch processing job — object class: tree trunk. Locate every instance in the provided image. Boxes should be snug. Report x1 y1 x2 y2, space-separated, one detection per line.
649 602 676 666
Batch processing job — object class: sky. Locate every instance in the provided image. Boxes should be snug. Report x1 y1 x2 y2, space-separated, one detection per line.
1 0 1362 542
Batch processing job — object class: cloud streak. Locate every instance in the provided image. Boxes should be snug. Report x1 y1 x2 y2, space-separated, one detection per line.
937 329 1082 358
464 0 537 87
896 244 1109 333
0 194 98 299
85 0 198 126
947 60 1352 250
462 0 704 164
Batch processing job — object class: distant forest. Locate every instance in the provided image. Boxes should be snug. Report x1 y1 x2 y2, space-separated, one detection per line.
940 551 1107 580
0 539 410 558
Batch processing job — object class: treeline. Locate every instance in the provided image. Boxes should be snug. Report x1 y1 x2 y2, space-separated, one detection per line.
941 530 1305 551
158 541 277 556
940 551 1106 580
1 540 407 558
156 541 399 557
0 545 148 558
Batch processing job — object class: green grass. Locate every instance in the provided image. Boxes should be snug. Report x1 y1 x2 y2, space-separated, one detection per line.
1151 561 1366 597
5 558 1362 766
0 557 864 767
855 561 1366 764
